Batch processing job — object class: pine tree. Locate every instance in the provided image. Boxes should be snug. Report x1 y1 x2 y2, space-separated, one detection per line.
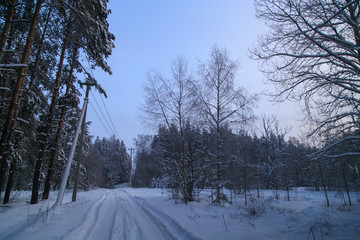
0 0 45 199
30 7 73 204
42 47 79 200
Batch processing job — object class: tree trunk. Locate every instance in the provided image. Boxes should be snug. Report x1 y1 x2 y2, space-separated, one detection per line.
285 171 290 201
187 147 195 202
0 159 9 200
243 151 247 206
215 82 221 204
1 18 17 114
3 155 16 204
42 48 78 200
216 133 221 204
341 163 352 206
30 20 71 204
179 115 188 204
3 4 52 202
336 168 347 205
0 25 20 197
0 0 44 199
72 140 83 202
256 158 260 198
313 171 319 191
0 0 18 62
318 162 329 207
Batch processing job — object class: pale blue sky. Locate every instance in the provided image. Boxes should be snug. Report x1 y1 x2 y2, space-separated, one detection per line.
87 0 301 148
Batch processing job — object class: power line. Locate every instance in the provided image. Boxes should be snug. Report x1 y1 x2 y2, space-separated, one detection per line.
80 86 113 137
88 100 112 137
80 58 122 140
98 91 121 139
90 89 118 137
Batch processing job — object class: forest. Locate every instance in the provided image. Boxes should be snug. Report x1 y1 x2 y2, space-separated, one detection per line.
0 0 131 205
0 0 359 212
133 46 359 207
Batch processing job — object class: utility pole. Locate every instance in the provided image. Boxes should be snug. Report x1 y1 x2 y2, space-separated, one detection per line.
53 81 94 208
72 82 93 202
128 147 134 187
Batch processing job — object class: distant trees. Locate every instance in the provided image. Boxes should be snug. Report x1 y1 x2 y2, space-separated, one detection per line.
131 134 161 188
134 122 359 206
93 136 131 189
132 122 315 201
137 39 360 206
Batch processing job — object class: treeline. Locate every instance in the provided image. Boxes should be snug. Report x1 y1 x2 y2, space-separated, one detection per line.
137 45 360 206
133 122 360 206
0 0 116 204
90 136 130 189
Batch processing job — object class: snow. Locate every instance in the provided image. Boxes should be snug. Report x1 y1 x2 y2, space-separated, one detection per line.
0 187 359 240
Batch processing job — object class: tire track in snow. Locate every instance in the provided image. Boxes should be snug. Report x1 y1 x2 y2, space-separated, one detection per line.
109 195 126 239
63 189 111 240
110 195 125 239
123 190 201 240
65 188 174 240
133 195 201 240
113 190 145 240
118 191 175 240
84 190 119 240
61 188 201 240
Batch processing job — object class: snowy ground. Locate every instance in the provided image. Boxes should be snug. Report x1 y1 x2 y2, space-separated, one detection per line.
0 186 359 240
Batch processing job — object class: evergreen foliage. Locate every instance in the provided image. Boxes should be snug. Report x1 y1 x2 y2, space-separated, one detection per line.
93 136 130 189
0 0 116 203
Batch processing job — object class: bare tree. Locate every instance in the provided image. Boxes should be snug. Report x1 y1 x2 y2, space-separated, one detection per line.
257 114 291 198
251 0 360 154
143 57 197 129
143 56 199 204
197 45 256 204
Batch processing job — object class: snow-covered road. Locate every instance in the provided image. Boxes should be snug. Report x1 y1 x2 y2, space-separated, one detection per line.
64 189 199 240
1 188 199 240
63 189 122 240
1 187 359 240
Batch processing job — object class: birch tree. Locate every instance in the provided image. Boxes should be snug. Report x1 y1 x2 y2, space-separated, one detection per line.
143 57 201 204
197 45 256 204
